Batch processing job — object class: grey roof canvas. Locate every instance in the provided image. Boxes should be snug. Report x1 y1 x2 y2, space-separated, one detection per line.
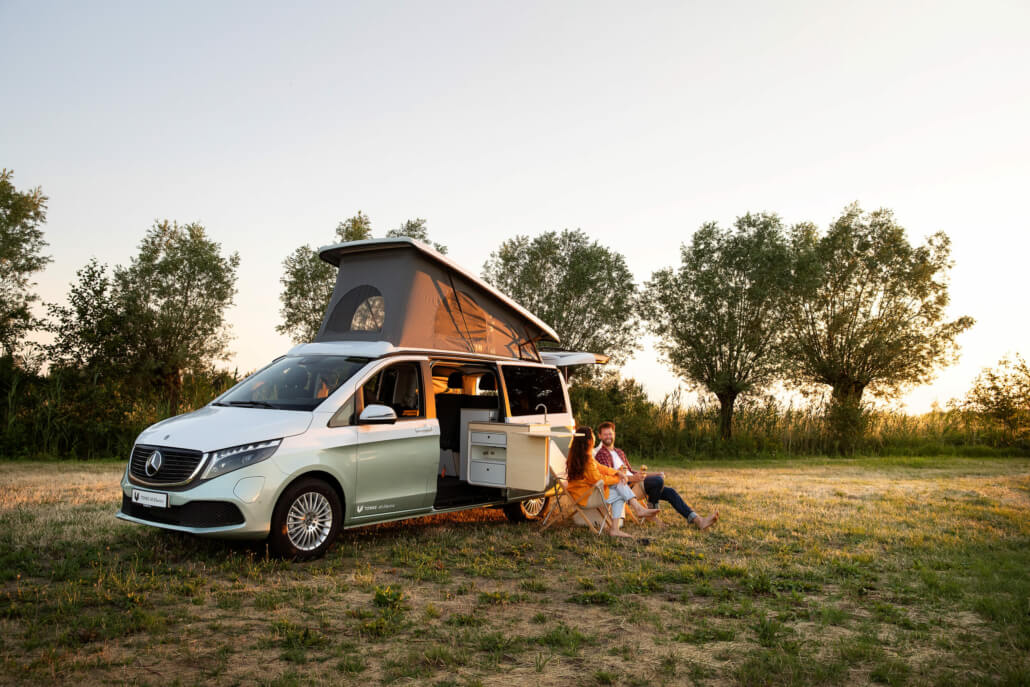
315 238 559 360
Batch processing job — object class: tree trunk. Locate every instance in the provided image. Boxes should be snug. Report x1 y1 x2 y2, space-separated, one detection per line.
830 381 866 408
164 368 182 416
828 381 866 453
716 392 737 440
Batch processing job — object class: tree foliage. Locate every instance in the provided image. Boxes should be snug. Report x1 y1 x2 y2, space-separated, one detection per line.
783 204 973 401
105 221 239 410
642 214 792 438
277 212 446 343
386 218 448 254
277 246 337 343
782 204 973 447
959 354 1030 438
335 212 373 243
45 258 122 373
482 229 639 364
0 169 51 358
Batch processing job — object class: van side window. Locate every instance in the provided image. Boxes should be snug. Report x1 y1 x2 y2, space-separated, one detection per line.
328 396 355 427
361 362 423 418
502 366 566 416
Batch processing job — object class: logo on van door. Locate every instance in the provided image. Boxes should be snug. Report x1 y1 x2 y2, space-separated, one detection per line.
144 450 163 477
356 503 395 514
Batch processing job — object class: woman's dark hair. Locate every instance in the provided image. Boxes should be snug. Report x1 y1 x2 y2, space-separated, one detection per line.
566 426 594 481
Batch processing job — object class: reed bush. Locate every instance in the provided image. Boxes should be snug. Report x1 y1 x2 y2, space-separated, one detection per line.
0 356 238 459
2 358 1025 460
569 375 1030 461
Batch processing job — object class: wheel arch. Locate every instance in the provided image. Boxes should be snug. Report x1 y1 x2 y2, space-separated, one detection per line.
275 469 348 524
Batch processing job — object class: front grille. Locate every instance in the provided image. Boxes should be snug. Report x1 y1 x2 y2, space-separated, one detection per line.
121 495 245 528
129 444 205 485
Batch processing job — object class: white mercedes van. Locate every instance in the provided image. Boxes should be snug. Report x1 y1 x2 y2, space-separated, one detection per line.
117 238 601 558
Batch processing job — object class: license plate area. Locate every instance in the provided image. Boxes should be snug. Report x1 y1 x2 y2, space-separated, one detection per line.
132 488 169 509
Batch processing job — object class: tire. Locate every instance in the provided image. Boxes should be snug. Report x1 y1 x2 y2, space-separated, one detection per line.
269 478 342 560
503 496 552 523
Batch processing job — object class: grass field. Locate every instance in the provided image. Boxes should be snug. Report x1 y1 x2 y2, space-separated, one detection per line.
1 457 1028 686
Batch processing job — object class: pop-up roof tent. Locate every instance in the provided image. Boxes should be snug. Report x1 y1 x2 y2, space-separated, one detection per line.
315 238 560 361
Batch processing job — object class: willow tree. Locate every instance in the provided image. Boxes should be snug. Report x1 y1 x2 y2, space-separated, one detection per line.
783 203 974 447
642 214 792 439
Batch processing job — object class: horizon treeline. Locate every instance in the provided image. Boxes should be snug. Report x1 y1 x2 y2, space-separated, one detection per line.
1 169 1026 458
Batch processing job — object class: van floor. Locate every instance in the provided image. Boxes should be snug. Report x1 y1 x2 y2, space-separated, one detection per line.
432 476 504 510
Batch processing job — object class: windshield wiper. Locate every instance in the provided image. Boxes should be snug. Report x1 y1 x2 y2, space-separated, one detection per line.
225 400 278 409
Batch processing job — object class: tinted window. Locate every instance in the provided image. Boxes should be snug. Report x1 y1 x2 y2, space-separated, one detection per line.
218 356 369 412
502 366 567 416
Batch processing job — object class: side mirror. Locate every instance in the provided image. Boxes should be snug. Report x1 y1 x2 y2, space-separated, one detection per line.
358 404 398 425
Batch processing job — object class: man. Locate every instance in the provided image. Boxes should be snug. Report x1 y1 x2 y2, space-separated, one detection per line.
594 421 718 530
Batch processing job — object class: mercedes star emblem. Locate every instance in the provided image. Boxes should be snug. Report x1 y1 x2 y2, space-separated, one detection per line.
144 450 163 477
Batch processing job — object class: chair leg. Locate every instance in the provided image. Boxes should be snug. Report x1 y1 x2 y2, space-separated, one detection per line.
540 493 573 531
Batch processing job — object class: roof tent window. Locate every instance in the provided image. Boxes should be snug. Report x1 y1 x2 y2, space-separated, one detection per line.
351 294 384 332
502 365 567 416
326 285 385 335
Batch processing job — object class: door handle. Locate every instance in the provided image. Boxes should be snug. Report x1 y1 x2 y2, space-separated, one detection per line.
415 426 435 433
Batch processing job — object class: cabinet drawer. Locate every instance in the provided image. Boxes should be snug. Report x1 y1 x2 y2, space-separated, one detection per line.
469 431 506 447
469 445 506 462
469 460 505 486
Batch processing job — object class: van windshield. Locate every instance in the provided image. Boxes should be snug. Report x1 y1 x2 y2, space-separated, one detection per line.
215 356 370 412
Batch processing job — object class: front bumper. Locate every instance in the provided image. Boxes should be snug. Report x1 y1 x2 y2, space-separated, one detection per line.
117 463 279 540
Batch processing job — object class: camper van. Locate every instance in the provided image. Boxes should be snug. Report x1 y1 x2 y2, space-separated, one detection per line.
116 238 603 558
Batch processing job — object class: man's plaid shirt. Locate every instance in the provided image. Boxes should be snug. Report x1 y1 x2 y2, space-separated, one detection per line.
594 445 639 474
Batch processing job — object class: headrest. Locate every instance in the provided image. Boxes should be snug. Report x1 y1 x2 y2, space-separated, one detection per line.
479 375 496 391
447 372 464 389
283 366 309 386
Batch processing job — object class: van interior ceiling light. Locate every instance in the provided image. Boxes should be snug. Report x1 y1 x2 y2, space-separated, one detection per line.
201 440 282 481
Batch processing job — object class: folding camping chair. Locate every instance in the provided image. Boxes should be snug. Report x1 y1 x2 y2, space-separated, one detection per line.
539 444 613 534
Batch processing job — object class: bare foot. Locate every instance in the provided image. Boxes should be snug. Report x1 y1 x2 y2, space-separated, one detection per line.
608 529 634 539
695 512 718 530
632 505 660 520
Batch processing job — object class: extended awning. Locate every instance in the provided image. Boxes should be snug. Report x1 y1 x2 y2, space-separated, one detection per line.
539 351 610 367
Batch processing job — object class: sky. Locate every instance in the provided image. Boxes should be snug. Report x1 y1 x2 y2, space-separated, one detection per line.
2 0 1028 412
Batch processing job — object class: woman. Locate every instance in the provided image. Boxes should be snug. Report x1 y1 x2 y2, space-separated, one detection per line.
564 426 658 539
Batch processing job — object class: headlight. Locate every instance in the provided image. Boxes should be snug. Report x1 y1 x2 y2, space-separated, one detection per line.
201 439 281 480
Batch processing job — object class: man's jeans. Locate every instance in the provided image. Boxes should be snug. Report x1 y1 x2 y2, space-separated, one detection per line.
642 474 698 523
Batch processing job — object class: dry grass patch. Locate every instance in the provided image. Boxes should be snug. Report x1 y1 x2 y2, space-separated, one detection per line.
0 457 1027 686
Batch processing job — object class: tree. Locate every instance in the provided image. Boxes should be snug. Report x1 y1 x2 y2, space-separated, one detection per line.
959 354 1030 439
278 212 446 343
386 218 448 254
782 203 974 447
0 169 51 358
335 211 373 243
642 214 792 439
45 258 123 373
113 221 240 411
482 229 639 364
277 247 337 343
